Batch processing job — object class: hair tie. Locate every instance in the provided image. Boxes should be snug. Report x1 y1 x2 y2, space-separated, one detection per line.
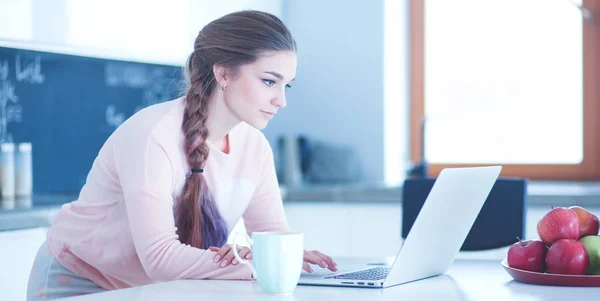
191 168 204 173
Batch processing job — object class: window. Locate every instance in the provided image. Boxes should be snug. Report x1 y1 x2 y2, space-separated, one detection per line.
410 0 600 180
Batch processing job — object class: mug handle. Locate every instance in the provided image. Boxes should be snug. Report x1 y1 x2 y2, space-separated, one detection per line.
232 232 257 279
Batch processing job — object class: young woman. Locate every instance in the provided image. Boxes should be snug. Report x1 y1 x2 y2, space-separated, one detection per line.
27 10 337 300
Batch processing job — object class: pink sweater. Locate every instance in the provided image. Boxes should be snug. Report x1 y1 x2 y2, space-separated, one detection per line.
47 97 289 290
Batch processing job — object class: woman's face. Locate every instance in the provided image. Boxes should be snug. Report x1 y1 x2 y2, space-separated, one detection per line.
222 51 297 129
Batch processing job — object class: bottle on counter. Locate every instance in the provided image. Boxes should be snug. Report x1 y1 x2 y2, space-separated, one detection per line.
15 142 32 198
0 142 15 199
279 134 303 188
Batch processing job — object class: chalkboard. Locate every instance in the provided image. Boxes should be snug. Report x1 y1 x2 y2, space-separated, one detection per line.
0 46 184 194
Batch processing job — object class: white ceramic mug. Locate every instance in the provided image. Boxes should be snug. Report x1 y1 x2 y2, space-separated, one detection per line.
233 232 304 294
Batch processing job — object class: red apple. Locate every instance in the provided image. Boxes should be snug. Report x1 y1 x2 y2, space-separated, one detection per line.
569 206 600 238
537 207 580 245
507 238 547 272
545 239 589 275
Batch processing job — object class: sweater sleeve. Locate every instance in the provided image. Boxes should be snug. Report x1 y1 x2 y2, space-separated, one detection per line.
242 143 290 234
114 133 252 281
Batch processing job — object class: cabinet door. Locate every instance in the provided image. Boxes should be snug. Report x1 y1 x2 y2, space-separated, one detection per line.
228 203 402 259
226 202 352 256
284 203 352 257
346 203 403 258
0 227 48 301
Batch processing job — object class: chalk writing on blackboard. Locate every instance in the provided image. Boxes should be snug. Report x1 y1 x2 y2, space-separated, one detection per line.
105 105 125 128
142 71 173 106
6 104 22 122
15 55 44 84
0 79 21 124
0 55 45 131
0 60 8 80
0 80 21 123
105 62 149 88
0 80 18 104
0 79 19 136
105 62 181 127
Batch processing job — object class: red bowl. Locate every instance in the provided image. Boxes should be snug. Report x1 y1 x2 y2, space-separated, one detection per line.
501 259 600 287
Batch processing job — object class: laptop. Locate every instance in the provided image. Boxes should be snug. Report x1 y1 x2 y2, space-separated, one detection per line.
298 166 502 289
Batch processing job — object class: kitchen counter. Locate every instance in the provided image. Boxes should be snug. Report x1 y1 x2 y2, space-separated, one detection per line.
0 194 76 231
54 257 600 301
281 180 600 205
2 180 600 232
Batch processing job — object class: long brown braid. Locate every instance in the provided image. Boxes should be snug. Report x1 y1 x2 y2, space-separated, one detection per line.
174 10 296 249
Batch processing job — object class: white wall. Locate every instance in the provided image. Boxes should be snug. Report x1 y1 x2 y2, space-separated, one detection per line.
0 0 33 41
31 0 68 45
0 0 283 65
263 0 410 185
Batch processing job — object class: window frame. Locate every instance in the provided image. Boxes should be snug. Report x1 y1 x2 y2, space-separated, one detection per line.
409 0 600 180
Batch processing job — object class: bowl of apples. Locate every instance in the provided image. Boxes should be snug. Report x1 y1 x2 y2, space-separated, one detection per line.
502 206 600 286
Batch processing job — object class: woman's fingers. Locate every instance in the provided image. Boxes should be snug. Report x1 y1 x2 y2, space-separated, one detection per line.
211 244 252 267
232 247 252 265
303 250 328 268
313 250 337 271
303 261 313 273
216 246 336 272
303 250 338 272
213 244 232 265
220 246 238 267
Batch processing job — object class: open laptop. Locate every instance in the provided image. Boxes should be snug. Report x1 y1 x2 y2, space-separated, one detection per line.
298 166 502 289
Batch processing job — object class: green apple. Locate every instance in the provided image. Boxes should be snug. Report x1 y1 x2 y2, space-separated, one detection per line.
579 235 600 274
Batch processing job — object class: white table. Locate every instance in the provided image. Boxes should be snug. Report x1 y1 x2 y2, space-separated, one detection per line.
55 258 600 301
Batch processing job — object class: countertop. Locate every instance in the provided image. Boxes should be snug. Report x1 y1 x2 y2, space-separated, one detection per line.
0 195 76 231
3 180 600 232
280 180 600 205
54 258 600 301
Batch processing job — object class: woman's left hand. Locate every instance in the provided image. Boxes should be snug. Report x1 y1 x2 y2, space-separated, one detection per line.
303 250 337 273
209 244 252 267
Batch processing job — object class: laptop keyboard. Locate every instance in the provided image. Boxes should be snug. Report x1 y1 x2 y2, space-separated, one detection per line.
327 267 391 280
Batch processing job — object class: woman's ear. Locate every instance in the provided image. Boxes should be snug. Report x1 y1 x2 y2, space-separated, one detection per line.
213 63 228 89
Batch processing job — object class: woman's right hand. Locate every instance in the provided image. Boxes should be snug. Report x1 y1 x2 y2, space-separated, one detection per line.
209 244 252 267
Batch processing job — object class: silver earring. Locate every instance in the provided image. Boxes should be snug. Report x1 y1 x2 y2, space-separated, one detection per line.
221 85 225 91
